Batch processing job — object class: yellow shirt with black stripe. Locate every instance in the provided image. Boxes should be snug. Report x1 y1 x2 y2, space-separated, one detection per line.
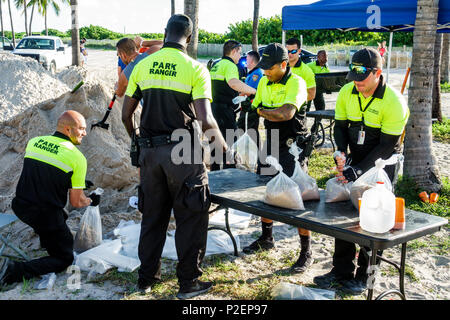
126 42 212 138
291 59 316 89
251 68 308 144
15 132 87 208
307 61 330 74
209 56 240 105
335 75 409 162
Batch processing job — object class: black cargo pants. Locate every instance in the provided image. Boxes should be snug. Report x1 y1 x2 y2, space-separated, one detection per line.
137 143 211 288
332 163 396 279
6 197 74 284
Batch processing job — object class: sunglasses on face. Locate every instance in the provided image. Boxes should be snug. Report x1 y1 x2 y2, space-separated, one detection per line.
349 64 377 74
288 49 298 54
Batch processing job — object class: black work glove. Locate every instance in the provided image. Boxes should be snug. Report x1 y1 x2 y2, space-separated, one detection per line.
88 193 101 207
84 180 94 190
342 166 363 182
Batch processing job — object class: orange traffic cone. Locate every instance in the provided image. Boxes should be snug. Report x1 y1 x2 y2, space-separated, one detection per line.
429 193 439 204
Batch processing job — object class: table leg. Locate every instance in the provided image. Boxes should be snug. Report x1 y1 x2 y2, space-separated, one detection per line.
329 120 335 152
366 249 378 300
400 243 407 297
207 208 239 257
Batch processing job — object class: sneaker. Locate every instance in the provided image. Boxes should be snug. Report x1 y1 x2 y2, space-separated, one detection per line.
136 278 157 294
313 270 353 289
242 236 275 254
290 251 313 273
341 278 367 295
176 280 213 300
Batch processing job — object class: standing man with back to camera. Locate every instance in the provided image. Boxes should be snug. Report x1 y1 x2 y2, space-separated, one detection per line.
122 14 240 299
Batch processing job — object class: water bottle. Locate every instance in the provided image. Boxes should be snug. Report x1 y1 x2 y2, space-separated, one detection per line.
359 181 395 233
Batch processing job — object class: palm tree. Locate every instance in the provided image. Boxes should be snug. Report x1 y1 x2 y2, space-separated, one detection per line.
1 0 5 47
27 0 37 35
171 0 175 16
441 33 449 83
432 33 442 122
404 0 442 193
7 0 15 46
70 0 80 66
184 0 199 59
14 0 28 36
252 0 259 52
37 0 69 36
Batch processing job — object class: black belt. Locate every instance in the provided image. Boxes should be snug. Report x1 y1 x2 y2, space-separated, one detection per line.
138 135 176 148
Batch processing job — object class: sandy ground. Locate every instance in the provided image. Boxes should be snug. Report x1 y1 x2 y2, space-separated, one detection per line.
0 50 448 301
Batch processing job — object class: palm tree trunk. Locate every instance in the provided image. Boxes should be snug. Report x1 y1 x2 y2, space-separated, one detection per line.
184 0 199 59
252 0 259 52
1 0 5 47
441 33 449 83
404 0 442 193
432 33 442 122
70 0 80 66
29 2 35 35
171 0 175 15
23 0 28 36
7 0 15 47
45 10 48 36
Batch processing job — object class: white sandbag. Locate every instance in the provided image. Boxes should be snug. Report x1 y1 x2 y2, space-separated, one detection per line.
325 177 353 203
73 188 104 253
264 156 304 210
208 208 252 229
271 282 335 300
350 154 403 209
289 142 320 201
161 229 241 260
232 112 259 172
74 239 141 274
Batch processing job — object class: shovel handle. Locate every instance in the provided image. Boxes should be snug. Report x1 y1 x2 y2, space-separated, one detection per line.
108 94 117 110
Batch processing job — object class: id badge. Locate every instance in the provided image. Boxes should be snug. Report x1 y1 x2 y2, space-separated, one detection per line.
357 130 366 145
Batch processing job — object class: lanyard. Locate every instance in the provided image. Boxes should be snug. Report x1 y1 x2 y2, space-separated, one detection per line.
357 95 376 128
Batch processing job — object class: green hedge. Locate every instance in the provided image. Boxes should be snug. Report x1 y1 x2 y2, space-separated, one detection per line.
1 16 414 46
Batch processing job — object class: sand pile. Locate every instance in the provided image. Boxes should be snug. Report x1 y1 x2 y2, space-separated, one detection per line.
0 54 139 214
0 53 70 122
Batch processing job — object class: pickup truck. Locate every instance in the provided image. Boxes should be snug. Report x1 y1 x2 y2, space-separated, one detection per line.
12 35 71 74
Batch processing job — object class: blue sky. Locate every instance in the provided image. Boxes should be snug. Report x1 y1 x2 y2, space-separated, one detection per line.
3 0 317 34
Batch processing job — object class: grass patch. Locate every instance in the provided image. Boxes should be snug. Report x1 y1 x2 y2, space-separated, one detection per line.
432 117 450 143
441 82 450 93
395 175 450 219
308 149 335 189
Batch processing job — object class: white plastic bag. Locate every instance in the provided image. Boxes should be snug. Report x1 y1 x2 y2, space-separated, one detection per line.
271 282 335 300
289 142 320 201
74 239 141 274
74 188 104 253
350 154 403 209
264 156 305 210
325 177 353 203
232 112 259 172
35 273 56 290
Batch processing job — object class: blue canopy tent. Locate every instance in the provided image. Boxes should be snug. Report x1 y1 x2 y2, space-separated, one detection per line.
282 0 450 82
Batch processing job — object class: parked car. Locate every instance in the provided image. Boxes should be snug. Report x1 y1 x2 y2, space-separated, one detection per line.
207 46 317 79
12 35 71 74
0 37 14 51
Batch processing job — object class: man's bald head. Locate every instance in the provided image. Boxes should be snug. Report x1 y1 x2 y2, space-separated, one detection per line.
57 110 87 145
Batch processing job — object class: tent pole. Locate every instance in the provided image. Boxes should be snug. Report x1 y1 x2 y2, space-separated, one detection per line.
386 31 393 83
282 30 286 46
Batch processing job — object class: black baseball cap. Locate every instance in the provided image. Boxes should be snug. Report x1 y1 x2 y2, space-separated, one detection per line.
256 43 289 70
346 48 383 81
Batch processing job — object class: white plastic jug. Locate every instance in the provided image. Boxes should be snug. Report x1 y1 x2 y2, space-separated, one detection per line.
359 182 395 233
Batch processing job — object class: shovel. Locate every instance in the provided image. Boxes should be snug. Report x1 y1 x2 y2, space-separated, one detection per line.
91 94 117 131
